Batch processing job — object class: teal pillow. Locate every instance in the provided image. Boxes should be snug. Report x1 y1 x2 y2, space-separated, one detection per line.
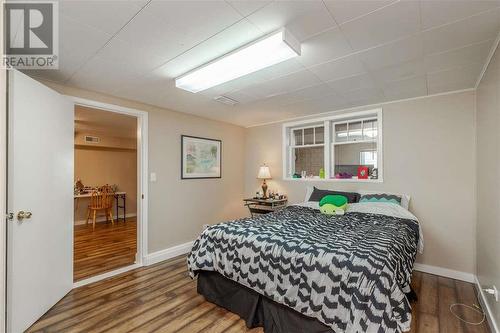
359 194 402 205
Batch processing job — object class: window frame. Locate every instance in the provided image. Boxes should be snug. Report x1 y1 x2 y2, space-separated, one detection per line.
282 109 383 183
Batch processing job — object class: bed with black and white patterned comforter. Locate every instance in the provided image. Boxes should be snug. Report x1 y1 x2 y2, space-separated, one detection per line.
187 202 421 333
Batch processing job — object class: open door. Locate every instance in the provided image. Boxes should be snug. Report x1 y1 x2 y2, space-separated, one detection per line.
7 70 74 333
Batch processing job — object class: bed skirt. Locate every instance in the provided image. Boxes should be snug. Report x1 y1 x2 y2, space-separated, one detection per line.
196 270 334 333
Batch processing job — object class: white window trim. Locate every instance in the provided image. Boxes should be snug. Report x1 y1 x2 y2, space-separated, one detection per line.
282 109 383 183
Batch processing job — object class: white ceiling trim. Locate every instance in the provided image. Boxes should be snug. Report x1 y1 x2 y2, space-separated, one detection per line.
245 87 475 128
475 29 500 89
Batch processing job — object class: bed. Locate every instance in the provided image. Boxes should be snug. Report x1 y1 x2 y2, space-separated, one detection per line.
187 198 422 333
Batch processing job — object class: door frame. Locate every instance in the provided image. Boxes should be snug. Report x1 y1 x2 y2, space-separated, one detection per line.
70 97 149 288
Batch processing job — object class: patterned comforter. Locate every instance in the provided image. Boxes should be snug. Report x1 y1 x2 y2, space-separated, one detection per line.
187 204 420 332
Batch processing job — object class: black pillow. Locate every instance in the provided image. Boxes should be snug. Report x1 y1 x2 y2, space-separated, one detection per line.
308 187 360 203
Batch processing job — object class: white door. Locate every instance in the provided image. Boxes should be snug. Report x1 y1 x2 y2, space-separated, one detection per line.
7 70 74 333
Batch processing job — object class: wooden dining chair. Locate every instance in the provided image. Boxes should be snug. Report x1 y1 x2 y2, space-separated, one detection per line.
86 186 115 230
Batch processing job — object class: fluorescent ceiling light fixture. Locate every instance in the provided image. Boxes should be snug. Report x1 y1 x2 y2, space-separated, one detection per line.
175 29 301 93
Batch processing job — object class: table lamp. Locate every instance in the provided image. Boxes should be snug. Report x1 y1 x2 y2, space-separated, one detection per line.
257 165 272 198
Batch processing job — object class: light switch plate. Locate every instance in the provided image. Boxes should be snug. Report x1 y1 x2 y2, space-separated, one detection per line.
150 172 157 182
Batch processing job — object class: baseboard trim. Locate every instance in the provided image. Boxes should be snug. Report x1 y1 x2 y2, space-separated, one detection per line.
144 241 195 266
413 263 475 283
73 262 142 288
475 276 500 333
74 213 137 225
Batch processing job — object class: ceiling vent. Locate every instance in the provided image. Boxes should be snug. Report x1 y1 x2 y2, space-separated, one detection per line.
84 135 100 144
214 95 239 106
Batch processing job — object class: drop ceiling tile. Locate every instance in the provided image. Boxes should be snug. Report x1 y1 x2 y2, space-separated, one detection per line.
423 7 500 55
371 59 426 84
60 0 141 35
245 0 337 41
296 28 353 67
59 15 113 57
28 15 113 83
144 1 243 38
382 75 427 100
357 34 423 71
340 0 420 50
341 87 385 105
426 62 484 94
68 56 142 95
226 0 271 17
323 0 396 25
420 0 500 30
113 10 186 61
116 0 243 61
241 69 322 99
308 56 366 82
114 75 239 122
424 39 494 73
326 73 377 94
276 83 337 106
153 20 262 79
254 58 306 82
113 74 180 106
128 0 149 8
294 92 347 112
223 90 261 104
96 37 166 74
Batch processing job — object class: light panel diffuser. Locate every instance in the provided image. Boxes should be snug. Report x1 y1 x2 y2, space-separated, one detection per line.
175 29 301 93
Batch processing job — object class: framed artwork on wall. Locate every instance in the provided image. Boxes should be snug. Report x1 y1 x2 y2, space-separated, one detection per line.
181 135 222 179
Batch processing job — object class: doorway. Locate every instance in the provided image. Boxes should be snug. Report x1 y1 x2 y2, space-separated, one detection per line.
71 97 149 287
73 106 138 282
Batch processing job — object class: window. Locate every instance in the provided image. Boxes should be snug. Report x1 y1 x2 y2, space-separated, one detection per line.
289 125 325 177
283 110 382 182
360 150 377 167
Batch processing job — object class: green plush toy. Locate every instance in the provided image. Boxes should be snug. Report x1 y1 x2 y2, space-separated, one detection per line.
319 195 348 215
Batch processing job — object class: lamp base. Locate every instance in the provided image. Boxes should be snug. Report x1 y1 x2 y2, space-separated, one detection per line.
261 180 268 199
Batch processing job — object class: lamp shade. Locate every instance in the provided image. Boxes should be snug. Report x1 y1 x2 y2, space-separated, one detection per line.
257 165 272 179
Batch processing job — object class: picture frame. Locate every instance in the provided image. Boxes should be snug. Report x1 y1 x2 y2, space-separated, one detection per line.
181 135 222 179
357 166 369 179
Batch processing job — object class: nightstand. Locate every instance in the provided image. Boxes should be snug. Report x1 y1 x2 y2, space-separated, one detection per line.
243 197 288 217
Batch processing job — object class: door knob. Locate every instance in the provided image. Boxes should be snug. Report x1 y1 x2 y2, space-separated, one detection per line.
17 211 32 220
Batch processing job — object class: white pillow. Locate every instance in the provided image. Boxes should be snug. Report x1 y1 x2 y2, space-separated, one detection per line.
304 186 314 202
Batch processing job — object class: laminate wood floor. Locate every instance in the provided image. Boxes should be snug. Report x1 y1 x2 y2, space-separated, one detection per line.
74 219 137 282
30 255 491 333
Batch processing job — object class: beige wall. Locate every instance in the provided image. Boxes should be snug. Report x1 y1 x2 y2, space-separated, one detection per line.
39 80 246 253
74 147 138 223
245 91 476 274
476 42 500 326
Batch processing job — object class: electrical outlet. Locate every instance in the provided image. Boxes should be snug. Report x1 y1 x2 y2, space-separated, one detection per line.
484 285 499 302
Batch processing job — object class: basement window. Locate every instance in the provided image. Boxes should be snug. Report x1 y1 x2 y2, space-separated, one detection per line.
282 109 383 182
